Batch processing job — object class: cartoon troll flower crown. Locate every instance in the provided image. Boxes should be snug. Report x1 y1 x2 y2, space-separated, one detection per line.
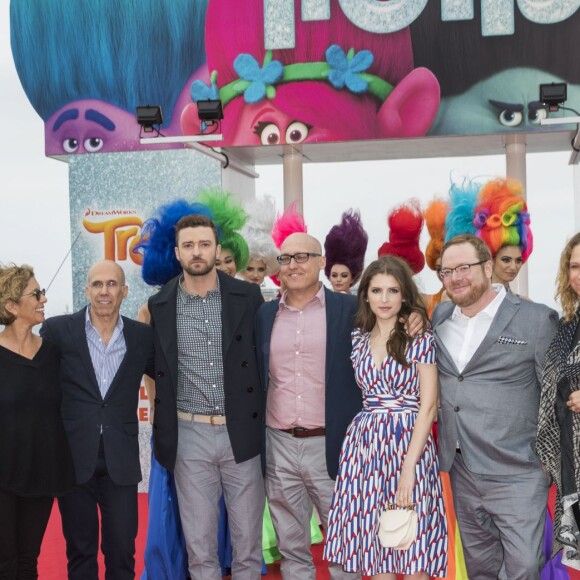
191 45 394 107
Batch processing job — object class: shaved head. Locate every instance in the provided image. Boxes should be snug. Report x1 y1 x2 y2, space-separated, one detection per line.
87 260 126 285
281 233 322 254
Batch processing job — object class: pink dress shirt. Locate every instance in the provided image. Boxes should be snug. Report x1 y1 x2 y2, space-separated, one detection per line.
266 284 327 429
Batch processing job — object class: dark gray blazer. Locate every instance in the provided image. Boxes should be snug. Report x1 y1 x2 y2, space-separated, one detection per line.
40 308 154 485
431 291 558 475
255 287 362 480
149 270 264 471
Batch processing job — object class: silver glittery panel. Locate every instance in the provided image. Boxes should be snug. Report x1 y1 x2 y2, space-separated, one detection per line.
481 0 514 35
337 0 428 34
441 0 474 21
69 149 220 492
518 0 580 24
302 0 331 21
138 423 153 493
69 149 220 317
264 0 296 49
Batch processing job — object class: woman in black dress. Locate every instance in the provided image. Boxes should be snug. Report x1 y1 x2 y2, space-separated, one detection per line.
0 264 75 579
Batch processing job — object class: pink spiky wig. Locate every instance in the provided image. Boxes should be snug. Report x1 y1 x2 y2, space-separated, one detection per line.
270 202 308 286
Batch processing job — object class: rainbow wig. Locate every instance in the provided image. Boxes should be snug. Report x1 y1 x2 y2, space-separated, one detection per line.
424 198 449 271
324 210 368 285
196 189 250 271
241 195 280 275
137 199 215 286
444 178 481 242
474 178 533 262
378 200 425 274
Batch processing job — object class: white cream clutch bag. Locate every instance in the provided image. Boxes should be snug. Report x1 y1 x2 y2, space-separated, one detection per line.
378 504 418 550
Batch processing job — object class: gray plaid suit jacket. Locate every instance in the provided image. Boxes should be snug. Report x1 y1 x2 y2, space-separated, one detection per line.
431 291 558 475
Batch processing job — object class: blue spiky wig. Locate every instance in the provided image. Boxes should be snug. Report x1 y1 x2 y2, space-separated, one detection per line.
136 199 215 286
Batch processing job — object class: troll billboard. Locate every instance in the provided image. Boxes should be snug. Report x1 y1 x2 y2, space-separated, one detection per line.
10 0 580 155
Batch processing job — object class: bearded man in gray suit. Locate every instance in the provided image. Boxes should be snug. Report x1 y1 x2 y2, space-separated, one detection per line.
431 234 558 580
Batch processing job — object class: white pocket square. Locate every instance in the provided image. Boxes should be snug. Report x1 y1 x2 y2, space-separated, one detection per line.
498 335 527 346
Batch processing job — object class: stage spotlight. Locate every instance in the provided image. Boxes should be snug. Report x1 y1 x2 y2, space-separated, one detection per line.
539 83 567 111
136 105 163 135
196 99 224 122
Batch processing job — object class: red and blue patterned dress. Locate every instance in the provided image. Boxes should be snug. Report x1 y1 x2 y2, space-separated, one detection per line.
324 330 447 576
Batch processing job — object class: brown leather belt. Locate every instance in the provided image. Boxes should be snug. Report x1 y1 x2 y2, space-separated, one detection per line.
177 411 226 425
278 427 326 438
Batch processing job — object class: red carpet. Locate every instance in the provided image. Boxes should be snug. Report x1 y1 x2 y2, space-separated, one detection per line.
38 494 336 579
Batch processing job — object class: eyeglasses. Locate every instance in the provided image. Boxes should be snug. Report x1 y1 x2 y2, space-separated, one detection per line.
438 261 487 280
89 280 122 290
276 252 321 266
21 288 46 301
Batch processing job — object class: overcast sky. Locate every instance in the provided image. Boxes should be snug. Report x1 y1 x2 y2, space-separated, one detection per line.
2 3 578 316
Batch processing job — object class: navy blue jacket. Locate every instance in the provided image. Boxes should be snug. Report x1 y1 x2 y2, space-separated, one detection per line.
255 287 362 479
41 308 154 485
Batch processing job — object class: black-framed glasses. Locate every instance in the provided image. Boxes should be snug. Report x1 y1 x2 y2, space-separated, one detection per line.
277 252 321 266
89 280 122 290
21 288 46 301
438 261 487 280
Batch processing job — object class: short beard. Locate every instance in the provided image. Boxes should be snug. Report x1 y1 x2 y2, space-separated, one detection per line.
183 259 215 277
447 279 487 308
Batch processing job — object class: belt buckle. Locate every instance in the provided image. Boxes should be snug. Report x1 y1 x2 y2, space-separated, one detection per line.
292 427 305 437
210 415 219 426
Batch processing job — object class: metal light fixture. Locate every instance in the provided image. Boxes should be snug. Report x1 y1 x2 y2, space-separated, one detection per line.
539 83 567 111
196 99 224 122
136 105 163 136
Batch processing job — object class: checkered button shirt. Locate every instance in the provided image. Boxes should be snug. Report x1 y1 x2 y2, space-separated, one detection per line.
176 277 225 415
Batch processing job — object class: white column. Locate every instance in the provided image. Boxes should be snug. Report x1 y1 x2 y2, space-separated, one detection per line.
283 145 304 211
504 134 528 296
574 165 580 230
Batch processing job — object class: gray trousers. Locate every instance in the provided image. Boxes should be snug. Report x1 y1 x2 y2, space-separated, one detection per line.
174 419 264 580
450 452 550 580
265 428 359 580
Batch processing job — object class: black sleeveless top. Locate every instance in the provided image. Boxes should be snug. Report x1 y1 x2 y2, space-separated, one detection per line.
0 340 75 497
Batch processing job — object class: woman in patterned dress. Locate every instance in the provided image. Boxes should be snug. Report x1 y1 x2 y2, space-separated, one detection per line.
324 256 447 578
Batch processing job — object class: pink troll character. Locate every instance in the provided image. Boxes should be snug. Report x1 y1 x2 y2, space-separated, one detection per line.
181 0 440 145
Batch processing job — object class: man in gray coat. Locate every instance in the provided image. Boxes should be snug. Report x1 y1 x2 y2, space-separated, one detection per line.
431 234 558 580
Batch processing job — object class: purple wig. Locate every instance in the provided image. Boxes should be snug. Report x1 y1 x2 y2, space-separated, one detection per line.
324 210 368 285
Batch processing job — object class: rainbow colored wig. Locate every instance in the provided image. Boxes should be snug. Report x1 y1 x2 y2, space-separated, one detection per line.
378 200 425 274
137 199 215 286
424 198 449 271
473 178 533 262
324 210 368 285
196 189 250 271
241 195 280 275
444 178 481 242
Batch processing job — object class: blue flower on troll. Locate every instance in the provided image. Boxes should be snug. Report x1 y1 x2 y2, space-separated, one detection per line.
233 54 284 104
326 45 374 94
190 78 219 103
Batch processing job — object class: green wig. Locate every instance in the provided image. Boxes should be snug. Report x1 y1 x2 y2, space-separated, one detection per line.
196 188 250 271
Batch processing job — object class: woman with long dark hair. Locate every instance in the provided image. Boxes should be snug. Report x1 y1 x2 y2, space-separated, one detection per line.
324 256 447 579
